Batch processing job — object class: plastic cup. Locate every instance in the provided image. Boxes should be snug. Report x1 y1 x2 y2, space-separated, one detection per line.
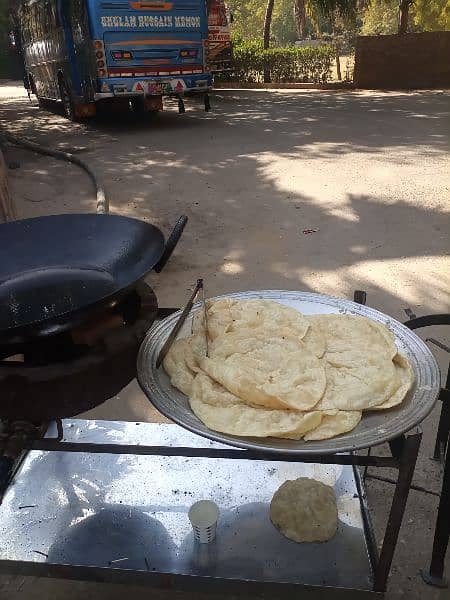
188 500 219 544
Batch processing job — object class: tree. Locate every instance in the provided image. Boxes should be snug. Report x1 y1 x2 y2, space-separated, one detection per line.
294 0 307 38
398 0 414 33
361 0 398 35
308 0 358 19
412 0 450 30
307 1 358 79
263 0 275 81
361 0 450 35
263 0 276 49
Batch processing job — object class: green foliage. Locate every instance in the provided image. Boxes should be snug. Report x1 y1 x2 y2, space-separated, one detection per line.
228 0 449 45
227 1 361 47
361 0 450 34
361 0 398 35
271 0 299 44
230 37 335 83
310 0 358 20
227 0 299 45
412 0 450 31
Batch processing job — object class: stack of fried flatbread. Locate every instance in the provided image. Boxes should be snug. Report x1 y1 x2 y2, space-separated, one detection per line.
163 299 414 441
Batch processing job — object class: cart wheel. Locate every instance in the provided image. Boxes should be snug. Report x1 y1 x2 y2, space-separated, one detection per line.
154 216 188 273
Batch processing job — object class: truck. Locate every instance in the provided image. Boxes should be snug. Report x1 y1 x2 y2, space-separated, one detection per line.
206 0 232 72
14 0 231 120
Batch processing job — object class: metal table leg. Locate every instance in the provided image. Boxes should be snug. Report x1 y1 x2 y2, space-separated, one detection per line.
433 365 450 462
374 430 422 593
421 441 450 588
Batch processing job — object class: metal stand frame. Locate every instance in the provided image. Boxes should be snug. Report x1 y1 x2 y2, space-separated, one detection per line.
22 425 422 595
401 313 450 589
0 295 436 595
421 450 450 588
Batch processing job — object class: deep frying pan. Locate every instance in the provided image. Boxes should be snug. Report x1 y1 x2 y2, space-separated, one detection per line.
0 213 185 345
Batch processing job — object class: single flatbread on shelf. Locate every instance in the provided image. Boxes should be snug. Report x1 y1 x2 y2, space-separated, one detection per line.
270 478 338 542
162 298 414 442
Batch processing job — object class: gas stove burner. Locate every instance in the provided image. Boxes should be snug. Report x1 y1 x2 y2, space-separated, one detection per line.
0 283 158 421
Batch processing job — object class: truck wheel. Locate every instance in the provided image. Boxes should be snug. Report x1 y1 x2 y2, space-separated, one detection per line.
131 97 145 114
27 74 38 96
58 77 77 121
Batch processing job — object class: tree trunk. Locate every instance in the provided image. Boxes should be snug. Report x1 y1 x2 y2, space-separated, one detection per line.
398 0 411 34
293 0 306 39
335 49 341 80
263 0 275 82
331 11 341 81
263 0 275 49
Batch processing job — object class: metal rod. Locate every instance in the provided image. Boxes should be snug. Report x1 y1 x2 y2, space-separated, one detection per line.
56 420 64 441
29 439 400 467
388 435 405 460
426 338 450 354
423 432 450 587
365 474 441 497
433 365 450 462
374 430 422 592
201 283 209 357
363 446 372 482
156 279 203 368
353 290 367 306
404 314 450 330
353 464 379 576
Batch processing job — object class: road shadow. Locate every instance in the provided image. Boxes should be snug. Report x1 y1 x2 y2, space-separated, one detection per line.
1 88 448 316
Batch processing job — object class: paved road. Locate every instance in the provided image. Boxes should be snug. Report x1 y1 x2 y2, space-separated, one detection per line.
0 83 449 600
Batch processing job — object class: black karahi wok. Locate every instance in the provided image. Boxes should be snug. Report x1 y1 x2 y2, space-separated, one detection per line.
0 213 186 345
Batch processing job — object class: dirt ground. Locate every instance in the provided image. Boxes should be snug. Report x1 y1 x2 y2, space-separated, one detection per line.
0 82 449 600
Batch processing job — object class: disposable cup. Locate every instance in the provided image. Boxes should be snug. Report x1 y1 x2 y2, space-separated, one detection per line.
188 500 219 544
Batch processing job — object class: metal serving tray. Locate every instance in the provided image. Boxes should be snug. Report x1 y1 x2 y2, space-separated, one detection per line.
137 290 440 455
0 421 375 597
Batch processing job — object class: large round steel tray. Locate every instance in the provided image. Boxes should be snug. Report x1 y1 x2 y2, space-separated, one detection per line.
137 291 440 455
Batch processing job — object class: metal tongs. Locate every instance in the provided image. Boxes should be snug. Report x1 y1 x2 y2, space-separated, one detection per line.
156 279 209 369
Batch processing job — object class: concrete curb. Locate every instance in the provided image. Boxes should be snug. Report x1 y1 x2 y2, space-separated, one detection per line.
214 81 355 90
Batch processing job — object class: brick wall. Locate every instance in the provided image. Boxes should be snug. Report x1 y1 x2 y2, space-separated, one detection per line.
354 32 450 89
